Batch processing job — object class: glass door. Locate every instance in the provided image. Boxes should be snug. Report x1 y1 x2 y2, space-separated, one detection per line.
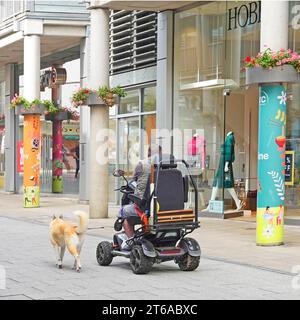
118 116 140 176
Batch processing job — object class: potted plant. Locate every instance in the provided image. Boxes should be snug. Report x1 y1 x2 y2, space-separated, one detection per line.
243 48 300 85
71 88 91 107
98 85 127 107
71 86 127 107
11 94 58 115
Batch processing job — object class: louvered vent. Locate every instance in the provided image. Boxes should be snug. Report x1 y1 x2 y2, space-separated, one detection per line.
109 10 157 75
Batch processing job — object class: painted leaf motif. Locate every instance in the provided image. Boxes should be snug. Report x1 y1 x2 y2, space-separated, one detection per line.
267 171 285 201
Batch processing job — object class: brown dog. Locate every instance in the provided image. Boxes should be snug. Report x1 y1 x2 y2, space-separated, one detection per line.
49 211 89 272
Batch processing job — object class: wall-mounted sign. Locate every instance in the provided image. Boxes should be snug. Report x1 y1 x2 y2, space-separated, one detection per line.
40 67 67 91
285 150 295 186
228 1 261 31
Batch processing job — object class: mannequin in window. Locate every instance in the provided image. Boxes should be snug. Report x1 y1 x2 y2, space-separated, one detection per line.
202 131 242 211
187 133 206 169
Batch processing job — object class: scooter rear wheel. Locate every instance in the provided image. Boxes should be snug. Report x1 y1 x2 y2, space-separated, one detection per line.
178 254 200 271
130 245 153 274
96 241 113 266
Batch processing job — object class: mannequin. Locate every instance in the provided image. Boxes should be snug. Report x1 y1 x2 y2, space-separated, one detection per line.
187 133 206 169
202 131 242 212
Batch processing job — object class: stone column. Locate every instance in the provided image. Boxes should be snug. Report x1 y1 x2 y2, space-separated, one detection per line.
4 64 19 193
23 35 41 208
88 8 109 218
256 0 288 245
79 36 90 203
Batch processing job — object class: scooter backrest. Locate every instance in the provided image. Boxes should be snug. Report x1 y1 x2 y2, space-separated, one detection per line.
156 169 185 211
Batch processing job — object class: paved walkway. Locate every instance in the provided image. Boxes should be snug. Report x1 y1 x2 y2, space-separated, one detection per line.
0 216 299 300
1 193 300 274
0 193 300 299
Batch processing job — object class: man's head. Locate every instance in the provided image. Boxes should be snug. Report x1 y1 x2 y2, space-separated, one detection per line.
147 144 162 158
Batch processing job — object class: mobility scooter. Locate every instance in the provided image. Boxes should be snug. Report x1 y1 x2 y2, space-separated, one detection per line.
96 158 201 274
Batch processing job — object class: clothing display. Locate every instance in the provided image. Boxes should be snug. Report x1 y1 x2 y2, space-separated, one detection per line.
212 132 235 189
187 134 206 169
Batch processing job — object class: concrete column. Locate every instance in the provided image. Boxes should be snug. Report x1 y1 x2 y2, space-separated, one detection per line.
24 36 40 101
88 9 109 218
260 1 288 51
156 11 173 153
4 64 19 193
23 35 41 208
256 0 288 245
79 36 90 202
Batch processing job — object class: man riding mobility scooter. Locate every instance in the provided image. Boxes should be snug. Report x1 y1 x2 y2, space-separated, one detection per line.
96 157 201 274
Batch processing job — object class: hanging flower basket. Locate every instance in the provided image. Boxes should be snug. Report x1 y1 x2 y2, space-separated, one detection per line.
11 94 58 115
45 110 69 121
15 104 46 115
85 91 106 106
97 85 126 107
246 65 300 85
71 86 126 108
243 48 300 85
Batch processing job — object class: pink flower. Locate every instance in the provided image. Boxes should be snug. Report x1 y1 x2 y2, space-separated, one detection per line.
255 64 260 67
276 61 282 66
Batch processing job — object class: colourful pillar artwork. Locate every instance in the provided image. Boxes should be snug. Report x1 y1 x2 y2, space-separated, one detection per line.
52 120 63 193
23 115 41 208
256 85 286 245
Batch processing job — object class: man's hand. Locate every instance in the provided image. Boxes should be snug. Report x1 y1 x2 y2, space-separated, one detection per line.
224 162 229 172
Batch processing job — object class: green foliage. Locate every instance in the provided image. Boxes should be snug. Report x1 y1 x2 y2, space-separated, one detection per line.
243 48 300 72
10 94 58 113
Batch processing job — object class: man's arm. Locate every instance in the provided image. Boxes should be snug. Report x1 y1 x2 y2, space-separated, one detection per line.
133 162 143 181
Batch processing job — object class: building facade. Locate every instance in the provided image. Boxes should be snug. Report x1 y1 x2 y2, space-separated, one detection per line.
1 1 300 224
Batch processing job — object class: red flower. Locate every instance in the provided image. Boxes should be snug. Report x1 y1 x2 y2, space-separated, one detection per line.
245 56 251 63
84 89 90 94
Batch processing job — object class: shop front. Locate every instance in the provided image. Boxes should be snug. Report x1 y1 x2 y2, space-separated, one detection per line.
172 0 300 222
173 1 260 216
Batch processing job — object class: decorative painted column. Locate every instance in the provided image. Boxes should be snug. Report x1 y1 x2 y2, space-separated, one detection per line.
256 85 286 245
255 0 289 245
23 35 41 208
88 8 109 218
51 86 63 193
52 120 63 193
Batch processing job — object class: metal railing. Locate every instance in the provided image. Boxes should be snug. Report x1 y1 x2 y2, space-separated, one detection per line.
0 0 26 24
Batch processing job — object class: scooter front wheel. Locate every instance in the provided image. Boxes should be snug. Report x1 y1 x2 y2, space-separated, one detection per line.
96 241 113 266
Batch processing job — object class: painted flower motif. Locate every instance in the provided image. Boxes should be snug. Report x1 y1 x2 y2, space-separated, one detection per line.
262 225 275 239
277 91 287 105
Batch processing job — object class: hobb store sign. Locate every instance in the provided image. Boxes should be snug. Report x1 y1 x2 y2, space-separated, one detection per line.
228 1 261 31
228 1 300 31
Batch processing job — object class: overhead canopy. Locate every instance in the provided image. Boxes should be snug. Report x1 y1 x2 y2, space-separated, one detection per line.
0 23 86 70
91 0 196 11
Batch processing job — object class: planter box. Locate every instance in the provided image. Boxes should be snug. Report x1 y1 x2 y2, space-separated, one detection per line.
85 92 106 106
15 104 46 115
45 110 69 121
246 65 300 85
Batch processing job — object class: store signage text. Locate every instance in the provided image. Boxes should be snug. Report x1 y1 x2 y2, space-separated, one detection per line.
228 1 261 31
258 153 269 161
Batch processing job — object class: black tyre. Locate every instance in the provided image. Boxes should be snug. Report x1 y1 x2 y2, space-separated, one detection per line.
130 245 154 274
178 254 200 271
96 241 113 266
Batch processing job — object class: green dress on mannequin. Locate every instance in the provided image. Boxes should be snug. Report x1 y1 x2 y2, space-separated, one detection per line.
213 132 235 188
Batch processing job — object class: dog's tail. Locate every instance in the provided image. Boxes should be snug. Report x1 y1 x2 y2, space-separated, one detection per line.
73 211 89 234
